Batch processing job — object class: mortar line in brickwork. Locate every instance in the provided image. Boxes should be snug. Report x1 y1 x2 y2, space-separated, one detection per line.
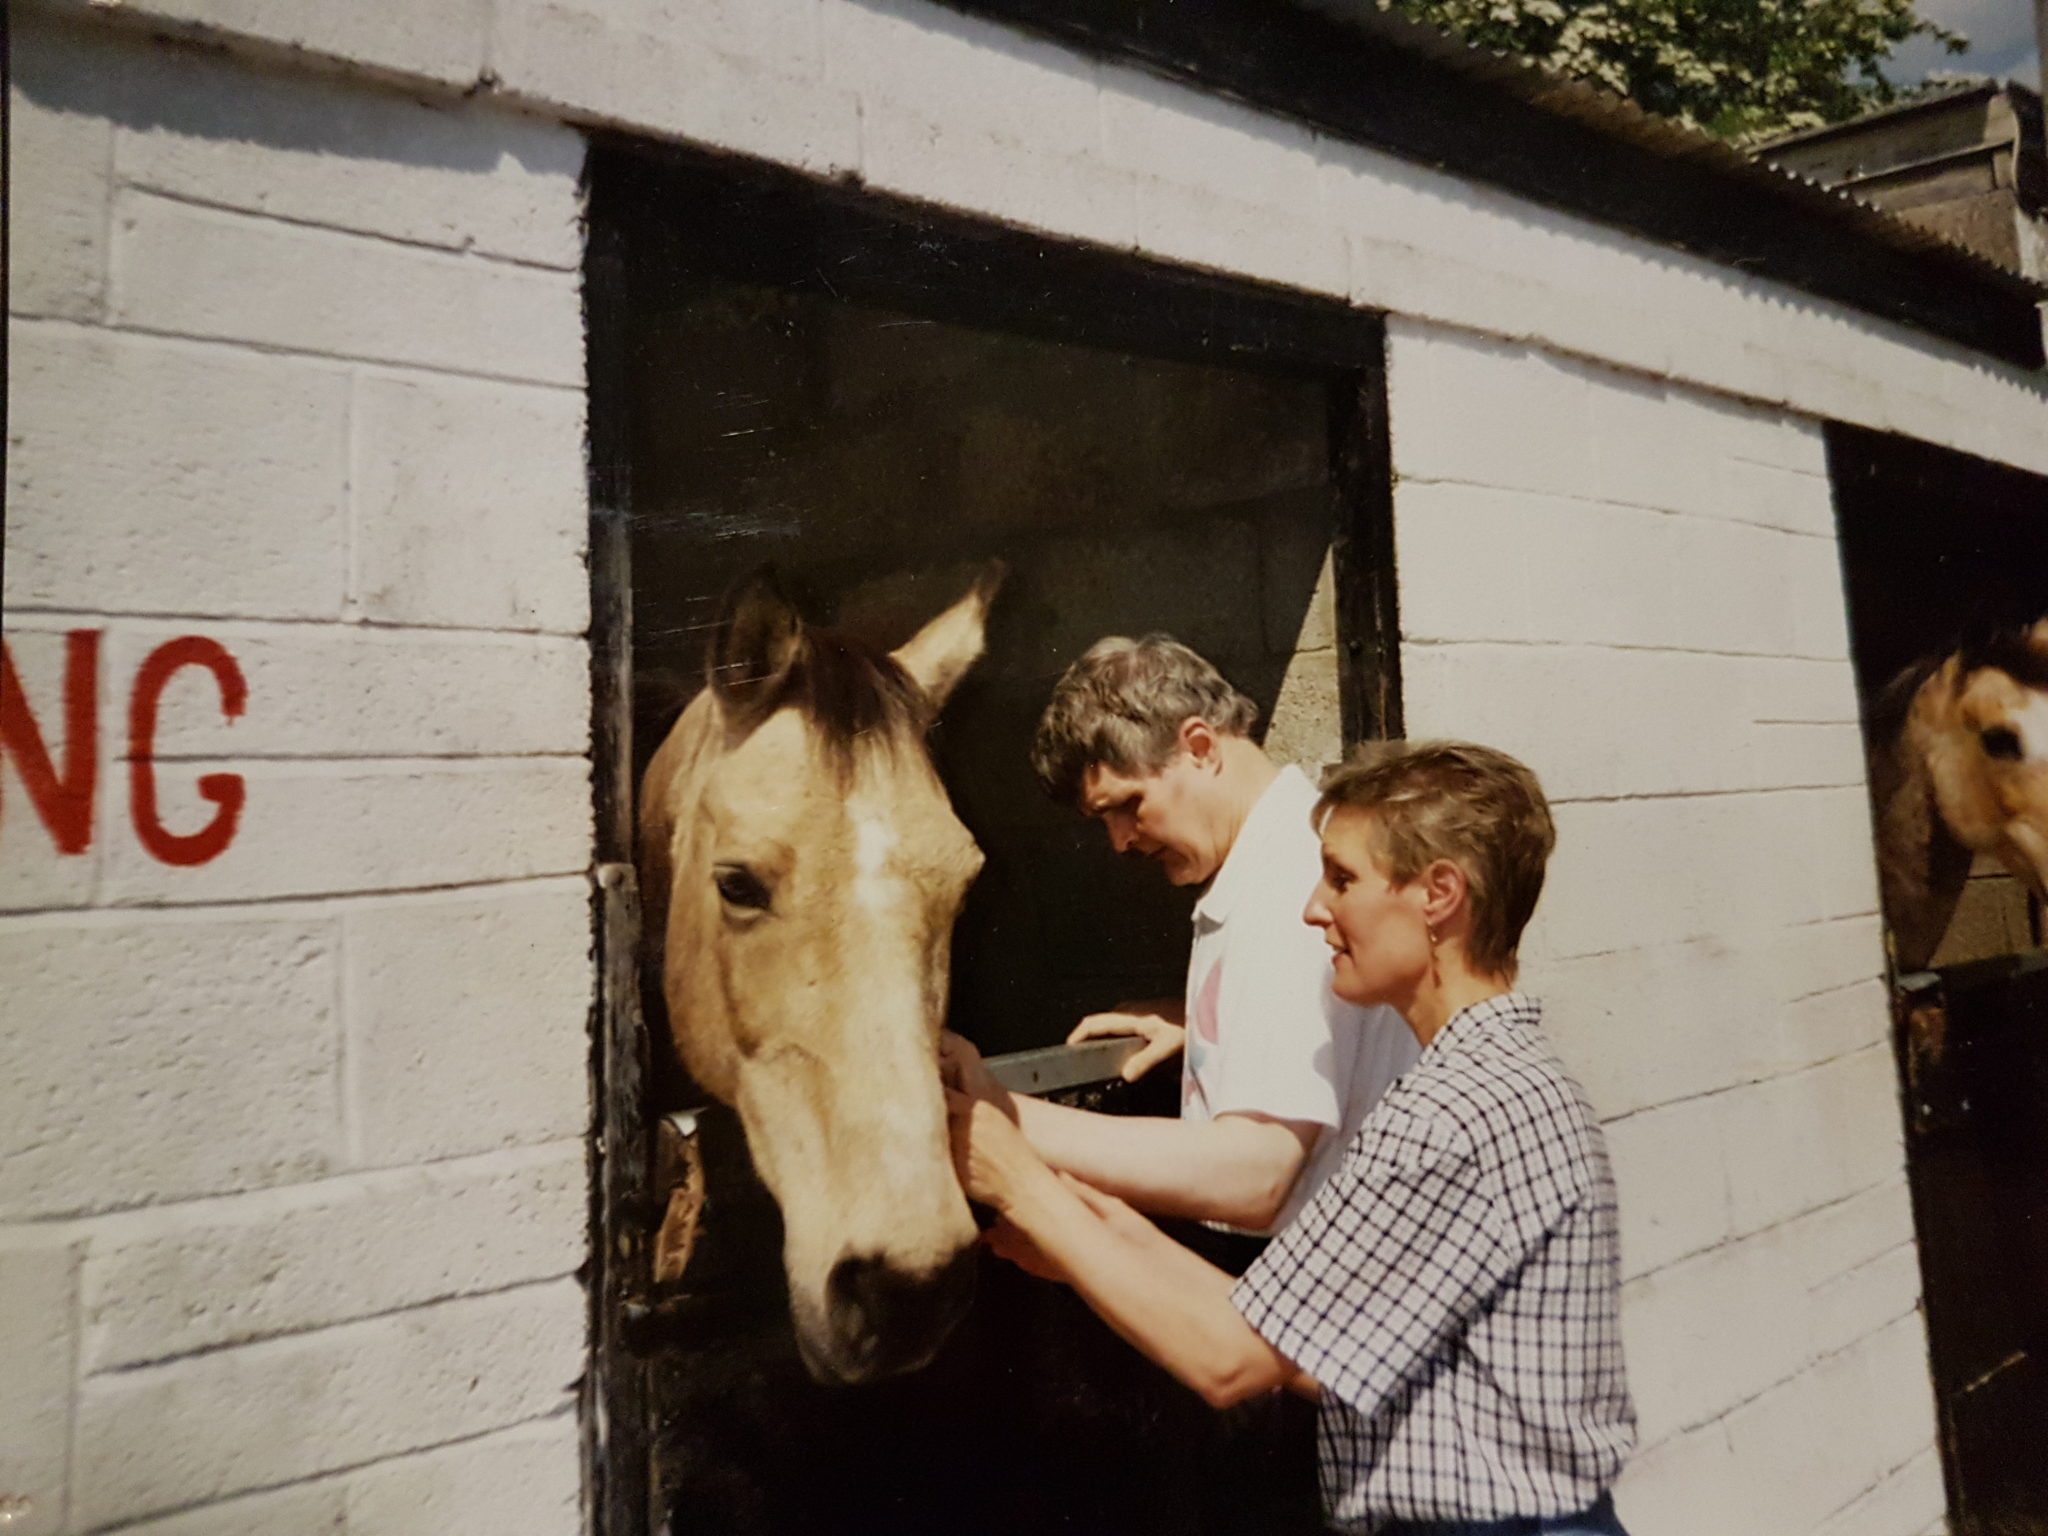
93 753 589 778
338 906 358 1167
9 313 586 399
131 749 590 765
61 1239 82 1535
1603 1037 1894 1129
77 1404 580 1536
10 1137 585 1233
1786 972 1885 1006
0 603 590 640
1811 1446 1945 1533
1788 906 1882 927
1546 781 1862 807
1660 1296 1925 1452
0 870 595 924
1620 1179 1911 1293
1390 475 1841 542
89 1269 586 1380
1400 636 1850 663
38 313 583 395
106 183 583 276
343 369 362 623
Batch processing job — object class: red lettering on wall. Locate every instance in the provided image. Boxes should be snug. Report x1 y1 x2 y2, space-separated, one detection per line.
0 629 101 855
129 636 248 868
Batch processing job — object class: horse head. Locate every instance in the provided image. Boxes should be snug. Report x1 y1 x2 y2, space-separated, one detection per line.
1876 617 2048 968
639 568 999 1383
1916 619 2048 896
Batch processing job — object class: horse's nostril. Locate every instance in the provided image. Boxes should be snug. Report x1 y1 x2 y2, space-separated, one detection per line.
824 1247 977 1374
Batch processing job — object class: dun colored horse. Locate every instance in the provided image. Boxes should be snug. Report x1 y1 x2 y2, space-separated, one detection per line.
1868 619 2048 971
638 568 999 1383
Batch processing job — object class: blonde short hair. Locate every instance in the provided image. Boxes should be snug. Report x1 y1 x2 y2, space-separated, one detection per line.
1316 740 1554 979
1030 635 1258 804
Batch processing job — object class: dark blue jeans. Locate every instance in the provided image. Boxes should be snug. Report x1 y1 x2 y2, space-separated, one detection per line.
1375 1490 1628 1536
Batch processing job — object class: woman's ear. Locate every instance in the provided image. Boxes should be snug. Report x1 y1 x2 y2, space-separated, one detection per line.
1177 715 1221 770
1417 859 1469 932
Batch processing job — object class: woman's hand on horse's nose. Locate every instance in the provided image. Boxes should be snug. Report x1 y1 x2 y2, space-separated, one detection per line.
939 1030 1016 1120
946 1087 1043 1212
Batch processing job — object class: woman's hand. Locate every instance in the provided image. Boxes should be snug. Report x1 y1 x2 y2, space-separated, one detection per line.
1068 999 1187 1082
938 1030 1018 1121
946 1086 1053 1214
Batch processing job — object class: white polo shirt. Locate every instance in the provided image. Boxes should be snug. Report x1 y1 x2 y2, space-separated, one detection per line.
1181 764 1419 1235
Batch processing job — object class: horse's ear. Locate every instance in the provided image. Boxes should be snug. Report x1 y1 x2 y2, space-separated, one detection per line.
891 561 1006 714
709 568 806 729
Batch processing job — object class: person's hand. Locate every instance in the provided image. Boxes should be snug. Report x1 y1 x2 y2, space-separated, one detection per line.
1068 999 1186 1082
946 1086 1051 1213
938 1030 1017 1120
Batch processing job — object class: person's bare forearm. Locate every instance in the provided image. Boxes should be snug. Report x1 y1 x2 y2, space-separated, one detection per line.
1003 1167 1295 1409
1011 1097 1310 1228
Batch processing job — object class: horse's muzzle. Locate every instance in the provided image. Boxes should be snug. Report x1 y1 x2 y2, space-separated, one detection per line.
805 1243 978 1384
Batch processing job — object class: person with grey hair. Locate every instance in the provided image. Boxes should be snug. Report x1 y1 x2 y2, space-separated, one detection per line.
944 634 1417 1237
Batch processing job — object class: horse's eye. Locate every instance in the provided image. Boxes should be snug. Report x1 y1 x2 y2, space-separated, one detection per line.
1981 727 2023 762
713 864 773 912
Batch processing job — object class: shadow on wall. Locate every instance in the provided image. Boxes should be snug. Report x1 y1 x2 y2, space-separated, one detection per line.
627 269 1343 1058
13 18 570 179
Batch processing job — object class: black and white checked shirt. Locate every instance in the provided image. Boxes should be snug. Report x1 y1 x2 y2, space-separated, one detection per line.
1232 993 1635 1532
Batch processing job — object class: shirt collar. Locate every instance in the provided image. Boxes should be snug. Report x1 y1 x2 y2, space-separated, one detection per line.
1428 991 1541 1056
1191 764 1315 928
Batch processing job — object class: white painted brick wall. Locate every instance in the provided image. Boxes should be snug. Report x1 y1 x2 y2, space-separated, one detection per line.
0 1234 80 1536
351 371 590 633
1 911 343 1220
73 1279 583 1527
111 194 581 385
4 15 590 1532
1389 320 1935 1532
345 882 594 1166
6 326 351 620
106 1417 582 1536
80 1142 584 1371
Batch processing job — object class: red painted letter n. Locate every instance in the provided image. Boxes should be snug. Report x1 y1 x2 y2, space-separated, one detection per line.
0 629 100 855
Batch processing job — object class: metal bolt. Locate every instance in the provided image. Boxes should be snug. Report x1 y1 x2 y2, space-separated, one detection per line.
0 1494 37 1526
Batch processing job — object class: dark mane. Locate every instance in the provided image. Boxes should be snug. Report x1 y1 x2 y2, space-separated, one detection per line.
1867 652 1945 741
1868 621 2048 741
754 626 926 776
1958 624 2048 692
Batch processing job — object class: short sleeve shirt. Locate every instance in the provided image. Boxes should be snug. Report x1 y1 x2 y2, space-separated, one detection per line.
1182 766 1418 1234
1231 994 1636 1531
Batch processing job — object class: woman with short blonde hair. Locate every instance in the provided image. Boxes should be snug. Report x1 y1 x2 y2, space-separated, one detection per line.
949 738 1637 1535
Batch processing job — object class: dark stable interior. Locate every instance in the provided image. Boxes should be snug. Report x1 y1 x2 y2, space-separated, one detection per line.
601 152 1363 1536
1827 424 2048 1534
624 259 1337 1061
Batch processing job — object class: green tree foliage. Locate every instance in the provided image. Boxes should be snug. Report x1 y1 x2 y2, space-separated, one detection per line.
1379 0 1969 138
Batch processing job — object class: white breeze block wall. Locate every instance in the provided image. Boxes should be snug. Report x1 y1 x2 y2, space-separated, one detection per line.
3 16 592 1534
1389 319 1942 1536
23 0 2047 481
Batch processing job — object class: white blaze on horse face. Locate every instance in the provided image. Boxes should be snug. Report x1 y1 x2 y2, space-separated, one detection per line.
852 812 901 917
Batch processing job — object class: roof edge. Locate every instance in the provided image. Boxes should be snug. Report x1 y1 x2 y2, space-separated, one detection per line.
931 0 2048 369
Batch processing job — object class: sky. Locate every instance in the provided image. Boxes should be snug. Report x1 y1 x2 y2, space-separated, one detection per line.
1888 0 2041 90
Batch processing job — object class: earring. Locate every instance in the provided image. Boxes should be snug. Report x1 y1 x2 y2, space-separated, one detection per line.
1425 923 1438 948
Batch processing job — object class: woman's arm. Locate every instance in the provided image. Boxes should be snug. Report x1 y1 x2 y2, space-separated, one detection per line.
940 1029 1316 1230
949 1091 1307 1408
